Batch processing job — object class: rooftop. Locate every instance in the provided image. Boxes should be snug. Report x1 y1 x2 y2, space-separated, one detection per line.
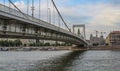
111 31 120 34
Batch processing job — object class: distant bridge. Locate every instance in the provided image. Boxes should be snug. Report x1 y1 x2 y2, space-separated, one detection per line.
0 1 88 46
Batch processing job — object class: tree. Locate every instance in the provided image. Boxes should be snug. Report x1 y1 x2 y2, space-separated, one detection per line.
77 28 80 36
14 39 22 47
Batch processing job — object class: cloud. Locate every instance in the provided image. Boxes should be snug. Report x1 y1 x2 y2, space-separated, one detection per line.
8 0 25 10
110 0 120 5
58 3 120 39
83 4 120 39
88 4 120 27
12 0 49 21
58 3 120 27
14 1 25 9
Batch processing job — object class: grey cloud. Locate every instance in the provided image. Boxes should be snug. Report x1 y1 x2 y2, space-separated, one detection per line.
110 0 120 6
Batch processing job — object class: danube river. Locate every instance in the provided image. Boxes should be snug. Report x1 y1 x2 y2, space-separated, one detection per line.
0 50 120 71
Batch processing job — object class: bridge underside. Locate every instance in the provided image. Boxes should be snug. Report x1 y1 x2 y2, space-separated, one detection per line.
0 4 88 46
0 30 86 46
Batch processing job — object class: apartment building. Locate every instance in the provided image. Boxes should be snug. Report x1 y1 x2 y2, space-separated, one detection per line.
106 31 120 46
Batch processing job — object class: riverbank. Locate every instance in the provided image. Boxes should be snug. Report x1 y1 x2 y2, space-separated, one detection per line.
1 45 120 51
89 45 120 50
0 46 79 51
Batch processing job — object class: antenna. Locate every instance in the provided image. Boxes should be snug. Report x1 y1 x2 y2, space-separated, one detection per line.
95 30 98 37
101 32 106 36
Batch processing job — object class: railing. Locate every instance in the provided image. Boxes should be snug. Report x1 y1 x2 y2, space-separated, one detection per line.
0 4 57 27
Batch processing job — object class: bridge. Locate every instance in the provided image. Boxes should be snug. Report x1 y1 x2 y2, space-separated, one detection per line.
0 0 88 46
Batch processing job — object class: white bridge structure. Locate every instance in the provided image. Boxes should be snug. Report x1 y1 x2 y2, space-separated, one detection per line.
0 1 88 46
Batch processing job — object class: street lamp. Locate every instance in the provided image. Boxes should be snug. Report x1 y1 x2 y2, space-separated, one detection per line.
31 0 35 17
27 0 29 15
48 8 51 24
39 0 41 20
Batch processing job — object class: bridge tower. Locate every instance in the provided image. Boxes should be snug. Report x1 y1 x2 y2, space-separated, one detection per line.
73 24 86 40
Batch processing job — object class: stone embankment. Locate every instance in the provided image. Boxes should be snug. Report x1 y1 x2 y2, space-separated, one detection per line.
89 46 120 50
0 46 77 51
1 46 119 51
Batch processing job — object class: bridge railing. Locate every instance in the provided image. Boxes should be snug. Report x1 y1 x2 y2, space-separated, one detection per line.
0 4 63 31
0 4 25 18
0 4 48 26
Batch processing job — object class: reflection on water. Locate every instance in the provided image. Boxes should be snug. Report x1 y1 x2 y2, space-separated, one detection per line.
0 51 72 71
1 50 120 71
25 51 84 71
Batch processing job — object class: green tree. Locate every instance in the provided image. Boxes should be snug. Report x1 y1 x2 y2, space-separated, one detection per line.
44 42 50 46
77 29 80 36
14 39 22 47
8 40 14 47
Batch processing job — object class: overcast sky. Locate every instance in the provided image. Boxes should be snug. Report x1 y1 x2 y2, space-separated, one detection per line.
0 0 120 39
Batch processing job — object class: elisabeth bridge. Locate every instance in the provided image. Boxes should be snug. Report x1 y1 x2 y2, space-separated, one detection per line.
0 0 88 46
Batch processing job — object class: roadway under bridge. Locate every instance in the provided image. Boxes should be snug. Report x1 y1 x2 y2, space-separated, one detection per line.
0 4 88 46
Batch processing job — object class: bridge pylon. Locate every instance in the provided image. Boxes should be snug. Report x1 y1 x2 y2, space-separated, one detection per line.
73 24 86 40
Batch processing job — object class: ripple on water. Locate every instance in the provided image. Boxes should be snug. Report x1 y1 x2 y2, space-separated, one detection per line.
0 51 71 71
1 50 120 71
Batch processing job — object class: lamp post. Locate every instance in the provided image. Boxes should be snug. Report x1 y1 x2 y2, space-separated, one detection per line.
47 0 48 22
31 0 35 17
39 0 41 20
3 0 5 11
48 8 51 24
58 15 60 28
27 0 29 15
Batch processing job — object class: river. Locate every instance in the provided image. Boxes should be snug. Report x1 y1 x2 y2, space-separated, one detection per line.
0 50 120 71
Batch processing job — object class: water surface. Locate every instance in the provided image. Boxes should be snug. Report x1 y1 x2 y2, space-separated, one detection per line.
0 50 120 71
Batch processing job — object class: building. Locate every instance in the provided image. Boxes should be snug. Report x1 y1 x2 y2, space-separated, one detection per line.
90 34 105 46
106 31 120 46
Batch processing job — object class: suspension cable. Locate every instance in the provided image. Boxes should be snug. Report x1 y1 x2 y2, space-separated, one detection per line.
51 0 71 32
8 0 28 18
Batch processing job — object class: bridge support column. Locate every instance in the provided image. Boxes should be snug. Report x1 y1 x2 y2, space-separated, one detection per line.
50 32 53 38
3 20 9 33
35 28 39 44
36 39 39 44
35 28 38 36
22 26 26 35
